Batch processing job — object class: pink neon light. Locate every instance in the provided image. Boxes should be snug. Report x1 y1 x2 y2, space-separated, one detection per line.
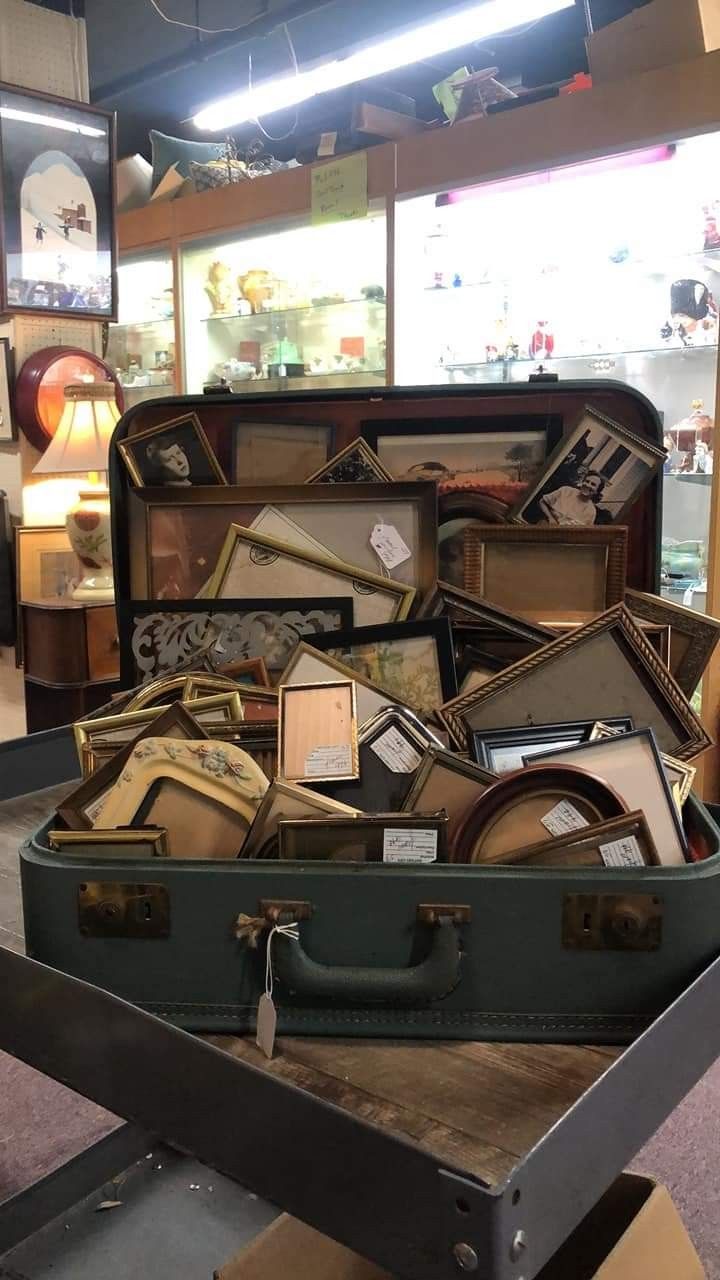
437 145 675 205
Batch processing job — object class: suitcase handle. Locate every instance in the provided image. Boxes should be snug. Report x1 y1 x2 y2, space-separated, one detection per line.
273 915 462 1003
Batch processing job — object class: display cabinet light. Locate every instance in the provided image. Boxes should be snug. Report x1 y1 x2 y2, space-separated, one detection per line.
193 0 574 131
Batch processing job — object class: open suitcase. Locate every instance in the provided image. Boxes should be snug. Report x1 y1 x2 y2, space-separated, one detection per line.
19 380 720 1043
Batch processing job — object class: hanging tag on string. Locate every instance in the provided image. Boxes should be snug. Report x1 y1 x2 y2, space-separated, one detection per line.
370 522 412 571
256 922 299 1059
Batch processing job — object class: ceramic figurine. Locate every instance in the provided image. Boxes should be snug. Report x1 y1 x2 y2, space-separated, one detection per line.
529 320 555 360
205 261 233 315
662 279 718 346
238 269 275 314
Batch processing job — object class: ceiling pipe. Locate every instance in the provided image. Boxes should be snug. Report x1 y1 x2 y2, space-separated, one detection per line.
91 0 336 104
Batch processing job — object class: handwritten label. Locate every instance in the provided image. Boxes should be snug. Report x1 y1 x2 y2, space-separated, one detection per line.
317 130 337 157
312 151 368 226
371 726 422 773
541 800 589 837
600 835 646 868
370 522 412 571
383 828 438 864
304 743 353 777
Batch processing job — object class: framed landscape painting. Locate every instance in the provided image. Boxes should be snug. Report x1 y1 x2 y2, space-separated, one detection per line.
0 82 116 319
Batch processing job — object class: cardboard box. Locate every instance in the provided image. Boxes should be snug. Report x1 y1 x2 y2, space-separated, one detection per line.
217 1175 705 1280
587 0 720 85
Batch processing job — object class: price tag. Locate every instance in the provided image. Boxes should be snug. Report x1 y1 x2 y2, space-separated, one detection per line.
256 993 277 1059
541 800 589 837
370 726 422 773
305 743 353 777
370 522 412 571
317 130 337 157
383 828 438 864
599 835 646 868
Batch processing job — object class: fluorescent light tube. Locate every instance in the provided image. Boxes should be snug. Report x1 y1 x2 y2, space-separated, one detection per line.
0 107 104 138
193 0 575 131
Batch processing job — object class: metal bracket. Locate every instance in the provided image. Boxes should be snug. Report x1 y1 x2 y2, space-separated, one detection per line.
438 1169 503 1279
259 899 313 924
418 904 472 926
562 894 662 951
78 882 170 939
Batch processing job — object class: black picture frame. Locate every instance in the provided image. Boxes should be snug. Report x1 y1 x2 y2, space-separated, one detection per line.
309 617 458 709
119 596 354 687
0 80 117 320
471 718 635 774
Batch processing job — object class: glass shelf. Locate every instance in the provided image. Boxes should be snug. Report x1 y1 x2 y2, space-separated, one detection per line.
108 251 177 401
421 247 720 297
203 297 385 324
443 344 719 371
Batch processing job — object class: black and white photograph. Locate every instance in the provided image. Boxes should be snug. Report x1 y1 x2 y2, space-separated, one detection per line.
366 426 549 506
0 82 116 318
117 413 226 488
512 407 666 527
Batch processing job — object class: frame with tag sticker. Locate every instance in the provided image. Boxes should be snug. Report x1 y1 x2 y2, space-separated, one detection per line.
309 617 458 713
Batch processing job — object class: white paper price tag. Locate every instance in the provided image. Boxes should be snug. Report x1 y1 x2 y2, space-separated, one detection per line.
317 130 337 157
370 523 412 571
256 993 277 1059
599 835 646 868
370 726 422 773
304 743 353 777
383 828 438 864
541 800 589 837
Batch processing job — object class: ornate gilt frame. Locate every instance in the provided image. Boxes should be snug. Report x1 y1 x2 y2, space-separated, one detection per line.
626 588 720 697
305 437 395 484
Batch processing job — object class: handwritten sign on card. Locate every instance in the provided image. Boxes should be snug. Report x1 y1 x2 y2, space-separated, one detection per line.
311 151 368 226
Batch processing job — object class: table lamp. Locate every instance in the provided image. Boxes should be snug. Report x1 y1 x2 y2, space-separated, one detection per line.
32 382 120 602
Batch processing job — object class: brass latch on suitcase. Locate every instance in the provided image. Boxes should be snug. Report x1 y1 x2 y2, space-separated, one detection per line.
562 894 662 951
78 882 170 938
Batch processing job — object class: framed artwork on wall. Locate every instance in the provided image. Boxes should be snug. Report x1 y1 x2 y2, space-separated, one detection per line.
0 338 16 442
0 82 116 319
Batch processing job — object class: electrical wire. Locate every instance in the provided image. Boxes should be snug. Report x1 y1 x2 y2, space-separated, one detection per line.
251 23 300 142
147 0 267 35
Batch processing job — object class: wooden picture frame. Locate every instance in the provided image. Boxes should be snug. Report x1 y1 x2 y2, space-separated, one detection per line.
471 718 634 774
401 746 497 856
205 525 415 626
306 437 395 484
0 81 117 320
231 419 335 484
277 641 406 723
416 581 553 649
58 702 209 830
277 813 449 863
278 680 359 784
530 729 688 866
117 412 226 487
511 405 665 526
120 596 353 687
438 604 711 761
496 812 659 869
462 524 628 623
127 481 436 601
240 779 359 860
626 588 720 697
48 828 169 858
308 618 458 713
0 337 16 442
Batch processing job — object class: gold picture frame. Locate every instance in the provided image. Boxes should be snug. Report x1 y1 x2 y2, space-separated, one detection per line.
277 641 408 723
205 524 415 624
125 672 241 711
48 828 169 858
74 691 244 776
117 412 226 487
306 437 396 484
240 779 360 860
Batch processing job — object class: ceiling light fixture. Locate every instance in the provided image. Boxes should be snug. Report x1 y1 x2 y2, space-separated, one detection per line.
193 0 575 132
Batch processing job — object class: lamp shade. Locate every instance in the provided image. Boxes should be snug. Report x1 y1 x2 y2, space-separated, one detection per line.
32 381 120 476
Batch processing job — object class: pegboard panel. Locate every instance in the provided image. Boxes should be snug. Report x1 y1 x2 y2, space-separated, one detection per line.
12 315 102 369
0 0 89 101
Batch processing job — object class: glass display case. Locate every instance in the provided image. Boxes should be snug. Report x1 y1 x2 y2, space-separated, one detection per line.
180 210 387 395
395 132 720 618
105 250 176 406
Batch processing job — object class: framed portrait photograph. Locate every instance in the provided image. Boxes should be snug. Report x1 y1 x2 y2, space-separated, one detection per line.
310 618 458 713
0 82 116 319
120 596 354 686
511 406 665 526
118 413 226 487
0 338 15 441
231 420 334 483
462 524 628 624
